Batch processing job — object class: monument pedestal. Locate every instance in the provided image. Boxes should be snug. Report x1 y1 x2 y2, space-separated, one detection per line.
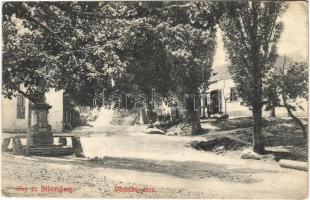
31 103 53 145
20 91 80 157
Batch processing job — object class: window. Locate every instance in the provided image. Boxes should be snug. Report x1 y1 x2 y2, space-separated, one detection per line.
17 95 25 119
230 87 238 102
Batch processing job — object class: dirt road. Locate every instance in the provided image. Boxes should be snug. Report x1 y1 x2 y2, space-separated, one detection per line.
2 124 308 198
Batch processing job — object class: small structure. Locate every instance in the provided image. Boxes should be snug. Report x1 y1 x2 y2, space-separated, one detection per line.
201 59 308 118
2 89 84 157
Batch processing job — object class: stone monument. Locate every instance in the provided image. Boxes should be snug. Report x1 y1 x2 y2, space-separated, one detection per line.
29 85 53 145
32 102 53 145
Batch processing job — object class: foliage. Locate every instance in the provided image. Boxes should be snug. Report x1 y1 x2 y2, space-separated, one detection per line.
3 2 129 103
220 1 288 153
264 56 308 117
275 58 308 102
266 56 308 109
3 2 221 110
115 18 174 99
220 1 287 107
266 56 308 137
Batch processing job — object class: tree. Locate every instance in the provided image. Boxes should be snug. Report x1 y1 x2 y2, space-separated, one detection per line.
160 23 216 133
2 2 131 103
220 2 287 154
267 56 308 138
107 2 221 134
158 2 221 134
116 18 174 106
3 2 221 135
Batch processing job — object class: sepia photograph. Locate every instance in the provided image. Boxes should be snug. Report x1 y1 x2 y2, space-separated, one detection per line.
1 1 308 199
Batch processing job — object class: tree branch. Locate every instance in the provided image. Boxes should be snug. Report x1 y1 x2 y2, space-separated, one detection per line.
19 4 79 67
16 88 36 103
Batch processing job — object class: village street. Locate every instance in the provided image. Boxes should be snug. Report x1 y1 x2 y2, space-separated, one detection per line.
2 1 308 199
2 118 307 199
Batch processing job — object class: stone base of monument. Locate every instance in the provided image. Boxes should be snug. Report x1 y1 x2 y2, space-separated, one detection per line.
2 136 84 157
25 144 74 156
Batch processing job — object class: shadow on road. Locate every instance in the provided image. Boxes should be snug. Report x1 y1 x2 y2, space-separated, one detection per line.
3 153 286 184
83 156 283 184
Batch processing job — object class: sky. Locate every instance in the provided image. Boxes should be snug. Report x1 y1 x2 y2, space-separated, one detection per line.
213 1 308 68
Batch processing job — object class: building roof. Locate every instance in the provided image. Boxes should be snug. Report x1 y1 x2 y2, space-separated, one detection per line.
209 55 305 83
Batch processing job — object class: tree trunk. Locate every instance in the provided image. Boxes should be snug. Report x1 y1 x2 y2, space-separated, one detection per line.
270 106 276 118
25 101 33 156
284 102 307 139
191 110 201 135
252 62 265 154
202 99 206 118
146 102 155 123
140 108 149 124
185 93 202 135
252 106 265 154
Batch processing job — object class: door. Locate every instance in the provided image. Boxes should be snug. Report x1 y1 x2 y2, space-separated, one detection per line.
210 90 222 114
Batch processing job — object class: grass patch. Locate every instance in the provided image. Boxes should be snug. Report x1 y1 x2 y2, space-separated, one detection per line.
198 117 308 161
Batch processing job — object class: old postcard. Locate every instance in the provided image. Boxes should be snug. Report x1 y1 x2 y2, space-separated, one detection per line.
1 1 308 199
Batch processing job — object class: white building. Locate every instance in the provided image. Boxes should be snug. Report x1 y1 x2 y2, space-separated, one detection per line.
202 63 308 119
2 89 80 133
